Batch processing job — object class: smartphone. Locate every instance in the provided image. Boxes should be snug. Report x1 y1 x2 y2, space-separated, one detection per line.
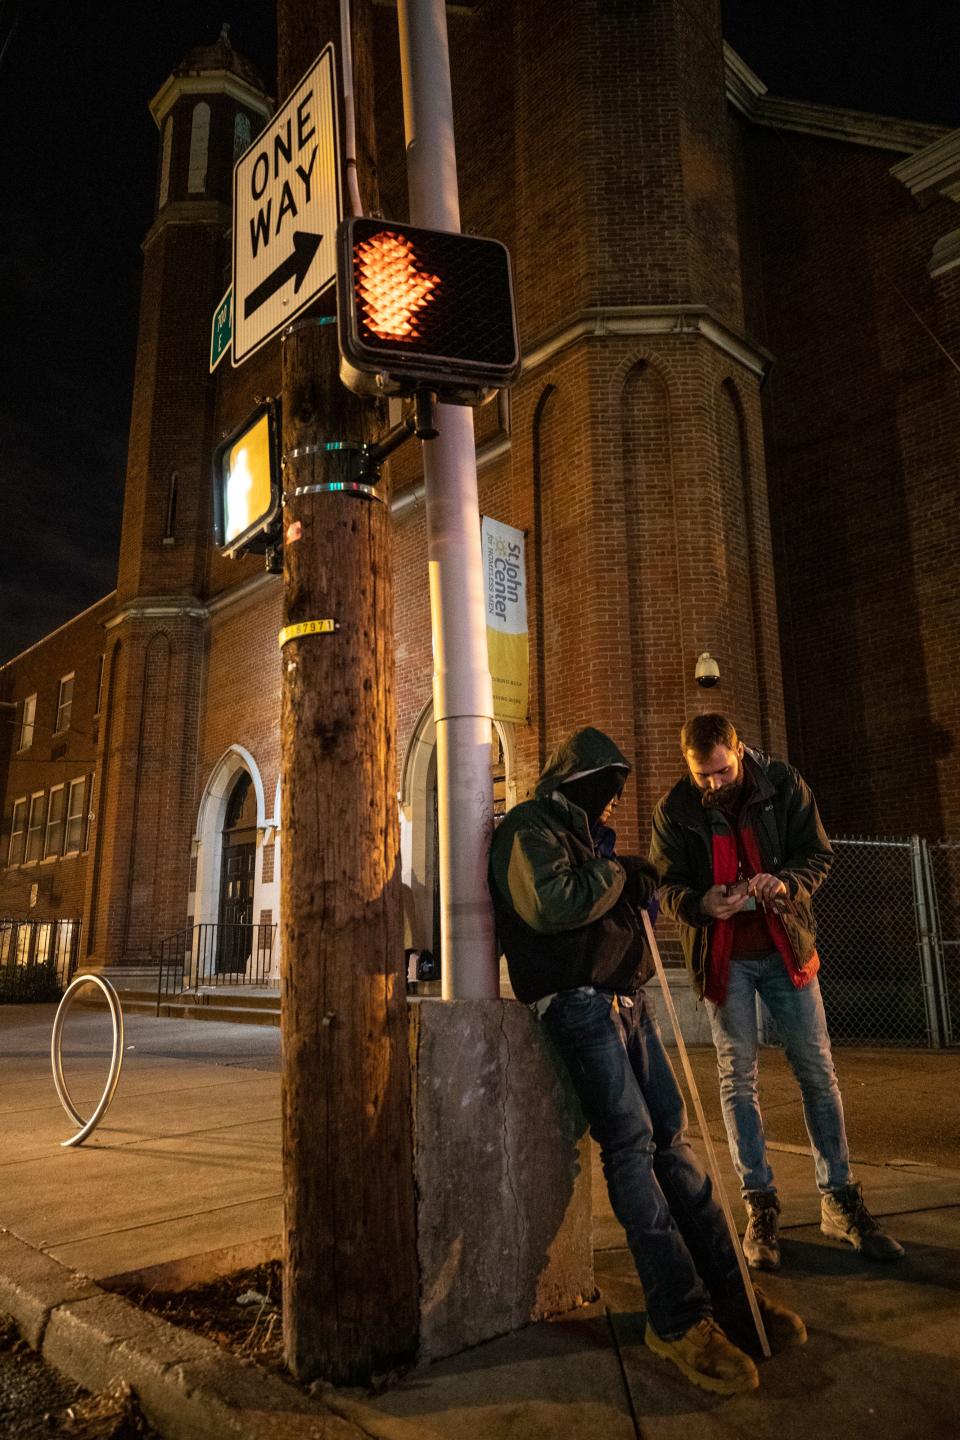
724 879 757 911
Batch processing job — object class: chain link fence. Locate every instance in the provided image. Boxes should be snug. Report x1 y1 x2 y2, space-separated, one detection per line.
813 839 930 1046
758 837 957 1049
926 840 960 1047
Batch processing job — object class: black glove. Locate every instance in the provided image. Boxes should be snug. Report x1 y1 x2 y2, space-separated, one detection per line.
618 855 658 909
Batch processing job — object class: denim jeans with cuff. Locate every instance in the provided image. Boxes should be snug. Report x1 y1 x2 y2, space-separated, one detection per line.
542 986 742 1339
706 952 852 1196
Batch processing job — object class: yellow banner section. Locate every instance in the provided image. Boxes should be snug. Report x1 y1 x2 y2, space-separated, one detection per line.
488 629 529 721
482 516 529 723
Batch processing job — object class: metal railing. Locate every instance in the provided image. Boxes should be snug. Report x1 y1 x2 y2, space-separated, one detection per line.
0 917 81 1002
156 921 278 1012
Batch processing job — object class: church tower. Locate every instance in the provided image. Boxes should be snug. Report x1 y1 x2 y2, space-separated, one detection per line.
82 32 271 968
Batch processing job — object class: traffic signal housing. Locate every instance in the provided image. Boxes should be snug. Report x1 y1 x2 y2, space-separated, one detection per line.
212 400 282 557
337 218 521 405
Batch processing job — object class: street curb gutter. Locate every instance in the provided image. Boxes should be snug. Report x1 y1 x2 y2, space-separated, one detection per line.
0 1229 440 1440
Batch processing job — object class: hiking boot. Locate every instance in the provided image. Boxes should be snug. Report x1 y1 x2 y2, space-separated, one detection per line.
742 1190 781 1270
645 1316 759 1394
820 1182 904 1260
716 1284 808 1356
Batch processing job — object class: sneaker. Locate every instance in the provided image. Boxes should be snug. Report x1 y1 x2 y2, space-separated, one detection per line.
742 1190 781 1270
716 1284 807 1356
645 1316 760 1394
820 1182 904 1260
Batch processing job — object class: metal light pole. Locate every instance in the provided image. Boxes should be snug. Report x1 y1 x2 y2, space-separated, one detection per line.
396 0 498 1000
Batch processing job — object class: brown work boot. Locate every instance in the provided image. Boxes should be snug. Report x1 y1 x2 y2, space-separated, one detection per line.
820 1182 904 1260
645 1316 759 1394
742 1189 781 1270
716 1284 807 1356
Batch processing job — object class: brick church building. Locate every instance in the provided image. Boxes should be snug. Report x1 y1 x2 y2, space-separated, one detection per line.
2 1 958 981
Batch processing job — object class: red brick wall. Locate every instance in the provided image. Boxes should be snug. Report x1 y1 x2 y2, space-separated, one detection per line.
198 583 283 819
0 596 114 922
736 123 960 835
392 0 782 854
83 614 206 964
393 331 785 855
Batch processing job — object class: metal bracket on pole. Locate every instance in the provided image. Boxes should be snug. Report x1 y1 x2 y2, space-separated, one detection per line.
641 912 771 1358
280 315 337 341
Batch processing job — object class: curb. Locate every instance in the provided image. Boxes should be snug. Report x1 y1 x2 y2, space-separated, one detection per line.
0 1228 440 1440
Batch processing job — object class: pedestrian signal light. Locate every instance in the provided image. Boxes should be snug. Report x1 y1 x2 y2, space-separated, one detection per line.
337 218 521 405
212 400 282 557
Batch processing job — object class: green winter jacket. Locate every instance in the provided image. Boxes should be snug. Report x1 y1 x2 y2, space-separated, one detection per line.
649 748 833 998
488 727 655 1003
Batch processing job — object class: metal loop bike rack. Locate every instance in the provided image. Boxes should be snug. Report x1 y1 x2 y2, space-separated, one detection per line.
51 974 124 1148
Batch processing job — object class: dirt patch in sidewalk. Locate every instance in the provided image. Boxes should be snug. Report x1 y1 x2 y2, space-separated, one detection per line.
117 1263 412 1403
117 1262 287 1378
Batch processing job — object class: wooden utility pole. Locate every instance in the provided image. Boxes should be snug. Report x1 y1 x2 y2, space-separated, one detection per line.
276 0 418 1384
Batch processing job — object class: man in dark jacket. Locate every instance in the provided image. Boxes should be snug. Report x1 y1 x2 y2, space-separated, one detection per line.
490 726 805 1395
650 713 903 1270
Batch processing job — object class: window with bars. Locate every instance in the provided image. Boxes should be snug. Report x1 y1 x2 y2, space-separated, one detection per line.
55 674 74 733
18 693 35 751
7 798 26 866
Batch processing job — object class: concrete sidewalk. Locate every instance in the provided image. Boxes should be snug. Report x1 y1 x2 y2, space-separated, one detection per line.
1 1002 959 1438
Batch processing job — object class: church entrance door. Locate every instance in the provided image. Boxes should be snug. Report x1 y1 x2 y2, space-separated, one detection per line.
217 772 257 974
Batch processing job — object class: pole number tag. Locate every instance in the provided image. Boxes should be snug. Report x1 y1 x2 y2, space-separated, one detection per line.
278 619 338 648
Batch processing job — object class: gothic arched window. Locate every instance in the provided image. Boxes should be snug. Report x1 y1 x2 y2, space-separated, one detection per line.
234 112 252 161
159 118 172 208
188 103 211 194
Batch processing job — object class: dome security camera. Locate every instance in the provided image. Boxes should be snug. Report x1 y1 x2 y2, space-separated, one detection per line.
695 652 720 688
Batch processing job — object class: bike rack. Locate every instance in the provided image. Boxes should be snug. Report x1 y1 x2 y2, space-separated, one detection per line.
51 974 124 1148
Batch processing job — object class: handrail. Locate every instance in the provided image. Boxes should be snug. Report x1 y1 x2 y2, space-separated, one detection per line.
155 921 278 1013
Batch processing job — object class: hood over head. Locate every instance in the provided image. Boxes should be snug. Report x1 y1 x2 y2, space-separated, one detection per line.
535 727 630 809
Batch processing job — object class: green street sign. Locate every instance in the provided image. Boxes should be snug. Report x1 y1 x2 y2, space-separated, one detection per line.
210 286 233 372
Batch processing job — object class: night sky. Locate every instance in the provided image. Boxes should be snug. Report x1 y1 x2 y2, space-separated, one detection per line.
1 1 958 664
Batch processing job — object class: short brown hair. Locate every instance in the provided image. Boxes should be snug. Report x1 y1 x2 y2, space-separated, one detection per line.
680 713 739 758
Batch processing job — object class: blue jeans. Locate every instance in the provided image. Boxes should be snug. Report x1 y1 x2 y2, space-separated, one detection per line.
706 953 852 1195
542 986 742 1339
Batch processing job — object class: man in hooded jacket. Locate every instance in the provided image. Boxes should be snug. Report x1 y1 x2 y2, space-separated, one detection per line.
489 726 805 1396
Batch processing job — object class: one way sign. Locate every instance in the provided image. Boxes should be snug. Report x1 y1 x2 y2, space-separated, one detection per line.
232 46 341 366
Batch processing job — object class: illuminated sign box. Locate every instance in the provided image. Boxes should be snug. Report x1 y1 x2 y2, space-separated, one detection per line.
337 218 521 404
212 400 282 556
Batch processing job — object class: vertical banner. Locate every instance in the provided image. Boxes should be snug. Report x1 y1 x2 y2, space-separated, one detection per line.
482 516 529 722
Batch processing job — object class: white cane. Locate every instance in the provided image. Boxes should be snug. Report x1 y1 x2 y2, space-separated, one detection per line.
642 911 771 1359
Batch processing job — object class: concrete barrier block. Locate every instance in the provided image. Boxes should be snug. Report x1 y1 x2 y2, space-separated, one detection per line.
409 998 593 1363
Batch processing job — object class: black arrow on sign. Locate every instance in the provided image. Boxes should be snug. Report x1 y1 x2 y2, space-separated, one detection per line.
244 230 323 319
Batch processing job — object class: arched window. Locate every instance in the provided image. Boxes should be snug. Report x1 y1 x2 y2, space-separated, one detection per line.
234 112 252 161
159 118 172 208
188 102 211 194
